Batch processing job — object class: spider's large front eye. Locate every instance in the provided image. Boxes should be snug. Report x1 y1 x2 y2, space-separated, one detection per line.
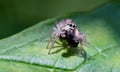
73 25 75 28
69 24 72 27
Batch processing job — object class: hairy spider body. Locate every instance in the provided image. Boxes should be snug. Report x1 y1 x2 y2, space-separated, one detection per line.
66 30 79 47
47 19 87 54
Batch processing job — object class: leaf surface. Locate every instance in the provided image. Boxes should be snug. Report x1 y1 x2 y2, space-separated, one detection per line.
0 2 120 72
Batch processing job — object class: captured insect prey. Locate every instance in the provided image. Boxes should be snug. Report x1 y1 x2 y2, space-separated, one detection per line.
46 19 87 54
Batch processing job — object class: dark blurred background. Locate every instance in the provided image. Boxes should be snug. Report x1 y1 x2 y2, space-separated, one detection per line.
0 0 118 39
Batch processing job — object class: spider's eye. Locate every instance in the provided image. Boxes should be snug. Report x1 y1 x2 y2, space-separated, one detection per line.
73 25 75 28
69 24 72 27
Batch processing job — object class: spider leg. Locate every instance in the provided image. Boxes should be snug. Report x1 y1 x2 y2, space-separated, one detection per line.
78 32 86 54
46 36 52 49
79 40 84 54
48 33 59 54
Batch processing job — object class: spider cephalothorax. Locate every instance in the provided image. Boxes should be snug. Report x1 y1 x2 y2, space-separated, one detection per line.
47 19 87 54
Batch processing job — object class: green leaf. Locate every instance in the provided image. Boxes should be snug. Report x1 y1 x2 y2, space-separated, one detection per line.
0 2 120 72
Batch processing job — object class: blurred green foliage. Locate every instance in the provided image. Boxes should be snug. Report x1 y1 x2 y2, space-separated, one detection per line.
0 0 112 39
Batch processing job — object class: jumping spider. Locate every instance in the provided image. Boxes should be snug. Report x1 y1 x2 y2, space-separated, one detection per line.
47 19 87 54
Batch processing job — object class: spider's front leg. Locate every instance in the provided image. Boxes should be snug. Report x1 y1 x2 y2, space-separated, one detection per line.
78 32 86 54
47 33 59 54
46 36 52 49
79 40 84 54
